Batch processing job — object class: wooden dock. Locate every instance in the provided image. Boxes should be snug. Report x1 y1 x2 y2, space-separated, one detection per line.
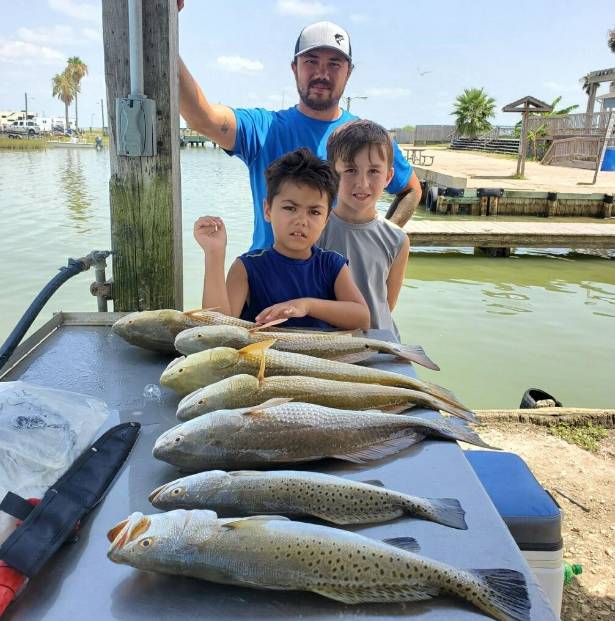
404 220 615 253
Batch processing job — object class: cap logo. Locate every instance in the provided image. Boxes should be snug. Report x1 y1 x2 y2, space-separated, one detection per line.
334 33 344 46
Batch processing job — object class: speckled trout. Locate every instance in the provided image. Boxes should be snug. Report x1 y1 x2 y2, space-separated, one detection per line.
112 310 350 353
176 374 471 423
149 470 467 529
153 400 494 471
160 341 477 423
107 510 530 620
174 325 440 370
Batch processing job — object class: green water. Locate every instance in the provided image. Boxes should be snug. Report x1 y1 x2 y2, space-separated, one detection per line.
0 147 613 409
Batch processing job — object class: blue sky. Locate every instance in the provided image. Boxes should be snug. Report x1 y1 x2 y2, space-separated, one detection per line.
1 0 614 128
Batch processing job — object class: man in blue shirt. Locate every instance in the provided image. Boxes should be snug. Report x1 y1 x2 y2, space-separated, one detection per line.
178 10 421 250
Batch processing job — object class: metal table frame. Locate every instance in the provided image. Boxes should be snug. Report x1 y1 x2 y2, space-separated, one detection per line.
1 313 557 620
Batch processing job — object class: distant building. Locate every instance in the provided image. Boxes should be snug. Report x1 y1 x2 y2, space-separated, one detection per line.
595 91 615 111
0 110 37 124
36 117 76 131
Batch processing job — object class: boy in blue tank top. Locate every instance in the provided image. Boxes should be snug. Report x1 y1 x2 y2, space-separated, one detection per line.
194 148 370 331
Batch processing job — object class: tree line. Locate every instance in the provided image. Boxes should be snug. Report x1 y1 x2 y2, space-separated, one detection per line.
51 57 89 133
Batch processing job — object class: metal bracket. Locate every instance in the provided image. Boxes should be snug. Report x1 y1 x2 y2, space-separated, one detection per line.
477 188 504 198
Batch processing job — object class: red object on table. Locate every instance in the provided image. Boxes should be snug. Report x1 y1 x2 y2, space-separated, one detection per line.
0 498 39 617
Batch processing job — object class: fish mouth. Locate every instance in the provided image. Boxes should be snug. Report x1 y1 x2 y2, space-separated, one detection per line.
107 512 151 556
148 482 172 504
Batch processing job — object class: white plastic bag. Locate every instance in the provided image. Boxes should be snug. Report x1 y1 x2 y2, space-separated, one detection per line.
0 382 110 544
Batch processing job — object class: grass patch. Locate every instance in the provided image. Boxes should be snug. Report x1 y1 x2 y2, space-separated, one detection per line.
0 136 47 150
509 173 526 180
548 421 608 452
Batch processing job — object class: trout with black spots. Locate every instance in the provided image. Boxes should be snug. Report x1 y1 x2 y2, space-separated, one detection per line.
176 374 468 422
153 399 495 471
107 510 531 620
175 325 439 370
160 341 477 423
149 470 467 529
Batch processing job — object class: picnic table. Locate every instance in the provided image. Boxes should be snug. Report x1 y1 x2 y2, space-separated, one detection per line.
1 312 557 621
403 147 434 166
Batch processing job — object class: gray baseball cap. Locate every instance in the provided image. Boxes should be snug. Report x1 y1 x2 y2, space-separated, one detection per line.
294 21 352 62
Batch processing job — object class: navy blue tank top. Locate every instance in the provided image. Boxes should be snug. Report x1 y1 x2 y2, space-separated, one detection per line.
238 245 347 329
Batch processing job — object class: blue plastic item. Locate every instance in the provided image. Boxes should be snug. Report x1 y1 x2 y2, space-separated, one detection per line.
465 451 562 551
601 147 615 172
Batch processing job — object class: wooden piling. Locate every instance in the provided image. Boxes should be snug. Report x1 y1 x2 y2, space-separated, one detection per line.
436 195 448 214
488 196 499 216
602 194 613 219
102 0 183 311
546 192 558 217
479 196 488 216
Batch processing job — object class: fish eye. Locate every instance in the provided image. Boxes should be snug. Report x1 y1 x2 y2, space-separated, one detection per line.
174 435 183 444
171 487 184 496
178 368 184 373
197 334 202 338
139 537 154 549
198 399 205 405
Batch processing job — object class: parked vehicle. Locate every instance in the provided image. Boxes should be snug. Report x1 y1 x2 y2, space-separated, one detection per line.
7 120 42 136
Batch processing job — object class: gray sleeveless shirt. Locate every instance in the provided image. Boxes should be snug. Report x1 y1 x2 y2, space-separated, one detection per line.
319 212 406 341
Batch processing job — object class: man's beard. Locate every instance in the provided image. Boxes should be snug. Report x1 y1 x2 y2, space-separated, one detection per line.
296 80 340 112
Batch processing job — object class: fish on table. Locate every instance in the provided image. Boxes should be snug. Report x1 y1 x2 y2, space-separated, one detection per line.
175 325 440 370
177 374 465 422
153 399 495 472
112 310 355 353
107 509 531 621
160 341 477 423
149 469 467 529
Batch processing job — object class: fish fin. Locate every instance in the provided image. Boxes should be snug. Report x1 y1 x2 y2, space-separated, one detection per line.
406 497 468 530
248 318 288 333
333 433 423 464
433 418 498 449
223 515 290 530
390 344 441 371
380 403 414 414
331 351 378 364
435 403 482 425
360 479 386 487
242 398 293 416
184 307 220 316
238 339 277 355
229 470 266 476
311 584 438 605
382 537 421 553
470 569 531 621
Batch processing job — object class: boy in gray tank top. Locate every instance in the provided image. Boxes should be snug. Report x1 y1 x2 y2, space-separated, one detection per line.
319 120 410 341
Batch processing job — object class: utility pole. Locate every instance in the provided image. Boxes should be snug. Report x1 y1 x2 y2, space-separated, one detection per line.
100 98 105 135
343 95 367 112
102 0 182 311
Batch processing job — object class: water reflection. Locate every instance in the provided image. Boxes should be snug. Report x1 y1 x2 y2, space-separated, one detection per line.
59 150 93 231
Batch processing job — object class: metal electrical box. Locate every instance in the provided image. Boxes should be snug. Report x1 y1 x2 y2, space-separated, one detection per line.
116 97 157 157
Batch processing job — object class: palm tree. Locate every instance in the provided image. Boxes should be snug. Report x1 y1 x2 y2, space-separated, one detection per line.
608 27 615 54
450 88 496 138
67 57 88 133
52 71 76 133
579 74 592 96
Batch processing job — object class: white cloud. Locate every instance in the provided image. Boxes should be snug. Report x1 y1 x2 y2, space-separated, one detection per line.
83 28 102 42
366 87 411 100
0 36 65 65
48 0 101 24
276 0 336 17
216 56 264 73
17 26 74 45
247 92 260 102
544 81 564 91
350 14 367 23
543 81 578 93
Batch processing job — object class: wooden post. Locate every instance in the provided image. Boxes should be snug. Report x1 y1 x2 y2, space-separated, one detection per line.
586 82 598 114
517 111 529 177
479 196 488 216
436 195 447 214
450 202 459 215
546 192 557 217
102 0 183 311
603 194 613 219
489 196 498 216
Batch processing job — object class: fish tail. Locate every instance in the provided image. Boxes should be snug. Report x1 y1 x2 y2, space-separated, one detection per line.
402 497 467 530
468 568 531 621
435 401 481 425
423 418 498 450
388 344 441 371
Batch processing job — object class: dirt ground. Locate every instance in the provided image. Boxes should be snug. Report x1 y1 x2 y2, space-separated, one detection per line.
467 424 615 620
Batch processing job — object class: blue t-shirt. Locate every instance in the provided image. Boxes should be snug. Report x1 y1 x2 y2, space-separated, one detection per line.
228 106 413 250
238 245 347 329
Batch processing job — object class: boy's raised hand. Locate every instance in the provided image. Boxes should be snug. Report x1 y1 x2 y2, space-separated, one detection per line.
255 298 311 324
194 216 227 253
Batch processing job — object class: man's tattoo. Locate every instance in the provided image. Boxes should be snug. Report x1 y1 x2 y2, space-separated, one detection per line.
220 117 230 134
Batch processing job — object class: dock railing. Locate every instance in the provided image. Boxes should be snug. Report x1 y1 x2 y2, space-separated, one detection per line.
528 112 611 138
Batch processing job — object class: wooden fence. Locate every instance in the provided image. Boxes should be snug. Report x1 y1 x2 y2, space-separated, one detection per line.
527 112 612 138
541 137 602 166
